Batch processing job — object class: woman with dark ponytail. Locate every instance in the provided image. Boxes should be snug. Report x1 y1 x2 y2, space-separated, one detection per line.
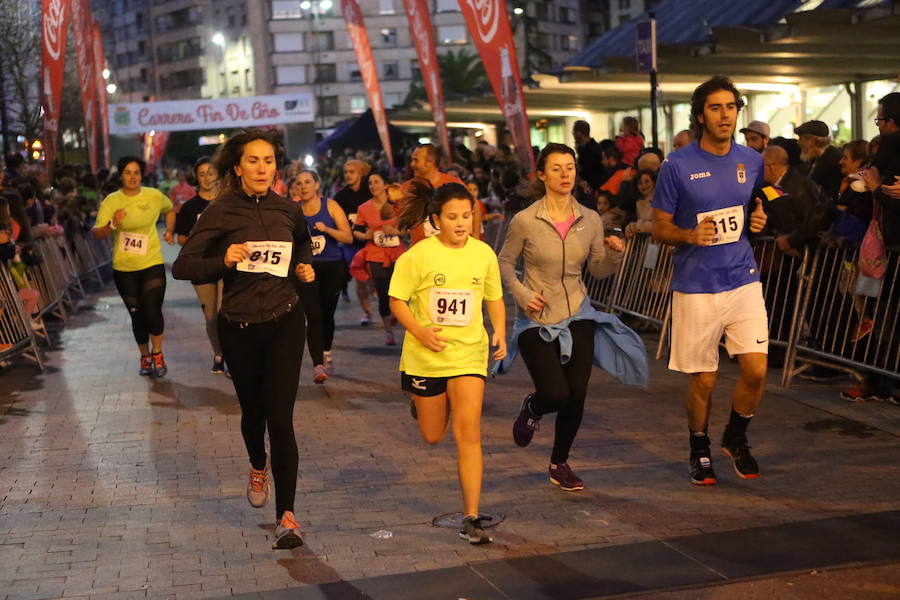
388 179 507 545
172 128 315 550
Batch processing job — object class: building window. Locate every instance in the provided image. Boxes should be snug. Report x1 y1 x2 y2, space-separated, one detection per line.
378 0 395 14
560 34 578 51
618 0 631 9
437 25 466 44
536 3 552 21
560 7 576 24
314 31 334 51
435 0 458 12
411 59 420 79
245 68 253 90
381 28 397 47
275 65 306 85
350 69 362 82
382 61 399 80
272 33 304 52
271 0 301 19
315 63 336 83
350 95 368 114
318 96 339 116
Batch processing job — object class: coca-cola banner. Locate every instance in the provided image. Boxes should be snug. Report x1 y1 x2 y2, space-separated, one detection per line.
70 0 98 173
457 0 534 170
402 0 451 166
40 0 71 176
109 93 314 135
341 0 394 169
92 21 111 168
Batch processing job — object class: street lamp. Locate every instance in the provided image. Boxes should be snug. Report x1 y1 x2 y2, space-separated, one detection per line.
212 32 225 47
513 6 524 15
102 68 110 80
106 83 117 94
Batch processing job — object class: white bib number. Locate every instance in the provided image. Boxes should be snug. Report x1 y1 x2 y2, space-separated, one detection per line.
428 288 475 327
310 235 326 256
373 230 400 248
236 241 292 277
118 231 148 255
696 205 744 246
422 218 438 238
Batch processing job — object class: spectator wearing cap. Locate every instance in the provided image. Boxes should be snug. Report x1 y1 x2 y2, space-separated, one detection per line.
795 120 843 201
740 120 770 153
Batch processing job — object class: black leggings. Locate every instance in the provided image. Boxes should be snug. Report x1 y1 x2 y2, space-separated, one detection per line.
368 261 394 318
518 319 595 465
314 260 348 351
297 282 324 366
219 305 305 520
113 264 166 346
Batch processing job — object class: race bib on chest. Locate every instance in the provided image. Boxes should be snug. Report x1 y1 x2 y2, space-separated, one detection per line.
422 218 438 238
236 241 292 277
118 231 148 255
428 288 475 327
310 235 326 256
373 230 400 248
696 205 744 246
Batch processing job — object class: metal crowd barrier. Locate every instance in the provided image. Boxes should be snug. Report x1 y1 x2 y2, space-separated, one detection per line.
0 264 44 370
582 232 898 388
0 231 113 371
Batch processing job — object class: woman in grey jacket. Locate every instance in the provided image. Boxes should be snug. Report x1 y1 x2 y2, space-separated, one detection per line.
498 143 628 491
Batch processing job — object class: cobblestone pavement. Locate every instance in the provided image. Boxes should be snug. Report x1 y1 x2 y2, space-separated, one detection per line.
1 248 898 599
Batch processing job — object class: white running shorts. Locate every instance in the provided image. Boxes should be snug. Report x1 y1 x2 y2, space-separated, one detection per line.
669 281 768 373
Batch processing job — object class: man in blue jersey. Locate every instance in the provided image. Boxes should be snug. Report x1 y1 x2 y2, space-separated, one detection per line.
651 75 769 486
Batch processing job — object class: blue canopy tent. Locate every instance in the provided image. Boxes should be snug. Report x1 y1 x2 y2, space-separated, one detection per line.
316 109 417 156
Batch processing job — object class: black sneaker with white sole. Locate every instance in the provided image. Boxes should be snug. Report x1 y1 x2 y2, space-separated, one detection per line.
458 516 492 545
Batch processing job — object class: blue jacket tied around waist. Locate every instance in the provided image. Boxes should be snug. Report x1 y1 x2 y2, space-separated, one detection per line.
493 297 649 388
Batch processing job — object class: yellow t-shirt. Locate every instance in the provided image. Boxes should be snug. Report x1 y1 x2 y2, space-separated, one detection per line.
388 235 503 378
96 187 173 272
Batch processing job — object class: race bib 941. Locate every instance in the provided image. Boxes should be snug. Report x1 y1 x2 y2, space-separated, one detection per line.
118 231 148 255
428 288 475 327
696 205 744 246
236 241 292 277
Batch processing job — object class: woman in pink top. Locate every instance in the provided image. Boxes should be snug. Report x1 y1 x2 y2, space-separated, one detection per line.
353 173 407 345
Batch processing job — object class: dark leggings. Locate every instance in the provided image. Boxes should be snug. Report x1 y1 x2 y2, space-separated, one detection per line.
518 319 595 465
113 264 166 346
368 261 394 318
297 282 324 366
314 260 348 351
219 305 305 519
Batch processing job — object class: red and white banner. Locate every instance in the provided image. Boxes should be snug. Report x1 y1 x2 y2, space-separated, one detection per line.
143 131 170 172
457 0 534 170
403 0 451 166
341 0 394 169
40 0 71 176
92 21 111 168
70 0 98 173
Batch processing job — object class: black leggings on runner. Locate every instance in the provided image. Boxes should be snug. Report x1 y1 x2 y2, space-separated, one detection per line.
297 282 324 366
368 261 394 318
219 304 305 520
112 264 166 345
314 260 348 351
518 319 595 465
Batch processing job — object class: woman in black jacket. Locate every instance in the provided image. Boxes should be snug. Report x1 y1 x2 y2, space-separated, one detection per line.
172 129 315 550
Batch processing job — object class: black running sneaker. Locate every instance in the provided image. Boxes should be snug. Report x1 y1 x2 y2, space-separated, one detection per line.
549 463 584 491
512 393 540 447
458 516 492 545
722 435 759 479
689 450 717 485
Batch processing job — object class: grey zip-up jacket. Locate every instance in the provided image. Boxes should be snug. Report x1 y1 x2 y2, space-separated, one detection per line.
498 197 622 325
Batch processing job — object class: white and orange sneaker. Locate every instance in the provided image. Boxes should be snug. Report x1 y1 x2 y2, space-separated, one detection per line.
247 454 270 508
272 510 303 549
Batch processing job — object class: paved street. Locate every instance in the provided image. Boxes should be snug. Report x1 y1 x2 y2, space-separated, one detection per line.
1 247 899 600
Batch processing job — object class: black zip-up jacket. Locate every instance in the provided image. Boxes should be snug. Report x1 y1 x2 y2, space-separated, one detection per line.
172 187 313 323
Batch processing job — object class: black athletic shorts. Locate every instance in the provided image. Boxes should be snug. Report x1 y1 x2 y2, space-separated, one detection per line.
401 372 486 397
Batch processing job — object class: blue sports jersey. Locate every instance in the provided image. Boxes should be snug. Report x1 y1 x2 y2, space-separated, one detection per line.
652 140 764 294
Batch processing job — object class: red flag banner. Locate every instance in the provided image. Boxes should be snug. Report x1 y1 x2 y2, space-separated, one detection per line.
457 0 534 170
402 0 451 166
92 21 111 169
40 0 71 176
70 0 98 173
143 130 170 172
341 0 394 169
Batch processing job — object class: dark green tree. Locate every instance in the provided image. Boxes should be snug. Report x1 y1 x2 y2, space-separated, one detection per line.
403 49 491 107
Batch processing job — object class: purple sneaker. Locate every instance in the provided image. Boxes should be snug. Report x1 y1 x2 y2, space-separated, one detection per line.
549 463 584 491
512 394 541 447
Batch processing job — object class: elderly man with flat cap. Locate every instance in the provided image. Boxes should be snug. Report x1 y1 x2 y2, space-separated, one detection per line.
795 119 842 201
740 120 770 153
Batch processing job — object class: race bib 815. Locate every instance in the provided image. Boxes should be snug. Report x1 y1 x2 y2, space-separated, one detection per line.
696 205 744 246
236 241 293 277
